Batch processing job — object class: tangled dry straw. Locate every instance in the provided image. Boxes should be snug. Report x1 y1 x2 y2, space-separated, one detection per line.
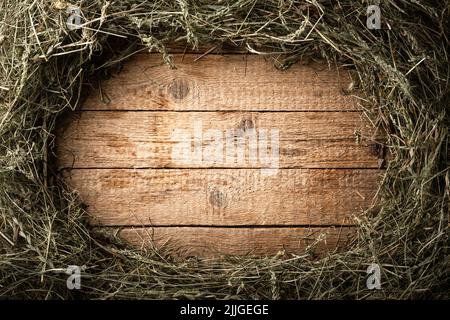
0 0 448 299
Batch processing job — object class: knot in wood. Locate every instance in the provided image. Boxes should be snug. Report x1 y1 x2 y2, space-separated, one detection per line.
168 78 190 100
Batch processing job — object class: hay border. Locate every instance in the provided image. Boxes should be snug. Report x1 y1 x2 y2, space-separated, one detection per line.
0 0 448 299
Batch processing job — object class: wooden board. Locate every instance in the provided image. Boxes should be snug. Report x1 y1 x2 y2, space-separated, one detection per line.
63 168 380 226
82 54 357 111
57 111 380 169
119 227 353 258
57 53 384 257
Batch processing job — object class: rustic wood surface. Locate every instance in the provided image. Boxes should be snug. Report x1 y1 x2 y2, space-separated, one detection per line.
118 226 353 258
57 111 380 169
58 53 383 257
63 168 380 226
82 54 357 111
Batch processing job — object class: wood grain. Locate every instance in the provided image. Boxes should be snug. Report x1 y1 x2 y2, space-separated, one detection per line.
57 53 384 257
57 111 380 169
119 226 353 258
82 54 357 111
63 168 380 226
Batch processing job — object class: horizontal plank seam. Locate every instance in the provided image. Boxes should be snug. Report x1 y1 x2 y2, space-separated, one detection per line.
93 224 357 228
77 109 362 113
134 52 256 55
60 167 382 170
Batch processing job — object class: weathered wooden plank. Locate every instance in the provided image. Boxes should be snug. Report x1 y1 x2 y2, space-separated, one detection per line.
63 168 380 226
57 111 380 169
82 54 356 111
118 226 353 257
57 53 384 257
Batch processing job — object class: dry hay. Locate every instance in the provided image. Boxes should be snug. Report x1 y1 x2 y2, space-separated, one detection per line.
0 0 448 299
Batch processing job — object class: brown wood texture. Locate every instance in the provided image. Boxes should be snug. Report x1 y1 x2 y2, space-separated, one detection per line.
82 54 356 111
119 227 353 258
63 168 380 226
57 111 380 169
58 53 383 257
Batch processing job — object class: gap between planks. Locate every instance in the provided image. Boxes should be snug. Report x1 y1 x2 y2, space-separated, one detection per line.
95 224 358 228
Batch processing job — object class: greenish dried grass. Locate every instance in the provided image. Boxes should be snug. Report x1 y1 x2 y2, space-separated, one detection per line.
0 0 448 299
